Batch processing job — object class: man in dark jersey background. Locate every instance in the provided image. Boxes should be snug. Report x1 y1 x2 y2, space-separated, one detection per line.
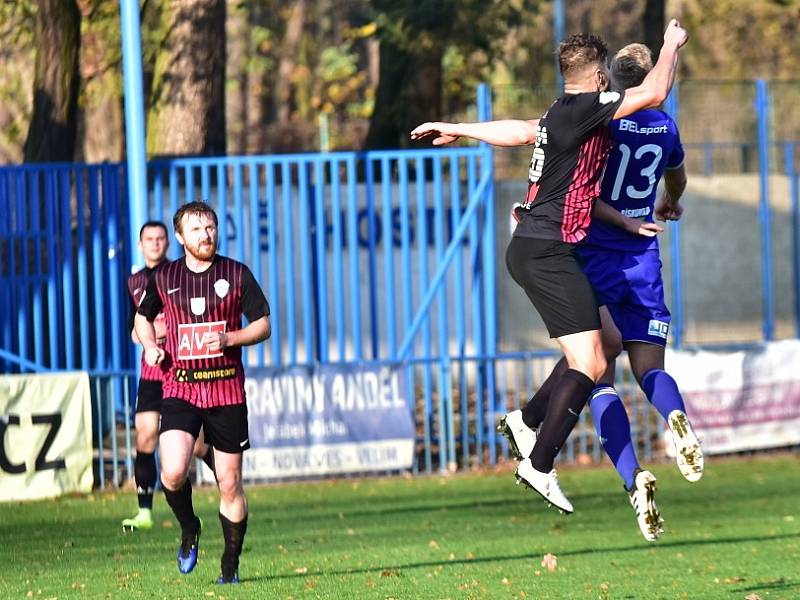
411 19 688 514
122 221 215 532
135 201 271 584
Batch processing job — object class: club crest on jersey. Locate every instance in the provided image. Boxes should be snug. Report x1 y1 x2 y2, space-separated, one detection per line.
214 278 230 299
190 297 206 315
177 320 226 359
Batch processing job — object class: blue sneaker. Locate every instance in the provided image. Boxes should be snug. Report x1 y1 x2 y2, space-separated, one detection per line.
216 572 240 584
177 518 202 574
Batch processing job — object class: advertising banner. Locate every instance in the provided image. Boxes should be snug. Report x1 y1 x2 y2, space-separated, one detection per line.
0 372 93 501
666 340 800 455
201 363 415 481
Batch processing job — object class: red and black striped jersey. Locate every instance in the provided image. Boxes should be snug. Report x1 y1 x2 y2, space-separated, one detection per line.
128 261 170 382
514 90 625 243
137 254 270 408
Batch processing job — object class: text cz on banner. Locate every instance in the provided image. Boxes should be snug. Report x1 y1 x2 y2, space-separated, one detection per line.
1 372 93 502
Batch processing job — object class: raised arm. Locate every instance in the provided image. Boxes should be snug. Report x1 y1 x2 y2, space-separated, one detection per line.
613 19 688 120
655 164 688 221
410 119 539 147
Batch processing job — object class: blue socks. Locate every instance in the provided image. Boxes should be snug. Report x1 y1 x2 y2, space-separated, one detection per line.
590 385 639 491
640 369 686 421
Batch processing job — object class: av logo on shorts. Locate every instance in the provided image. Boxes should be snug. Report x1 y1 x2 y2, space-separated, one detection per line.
177 320 227 359
648 319 669 339
214 278 230 299
190 297 206 315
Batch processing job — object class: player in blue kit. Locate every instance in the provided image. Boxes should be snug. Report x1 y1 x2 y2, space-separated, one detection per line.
582 42 703 541
503 43 703 541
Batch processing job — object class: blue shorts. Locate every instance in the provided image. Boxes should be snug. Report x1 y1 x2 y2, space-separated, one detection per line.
577 246 671 346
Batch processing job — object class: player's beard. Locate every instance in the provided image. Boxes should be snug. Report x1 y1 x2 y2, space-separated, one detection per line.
185 238 217 261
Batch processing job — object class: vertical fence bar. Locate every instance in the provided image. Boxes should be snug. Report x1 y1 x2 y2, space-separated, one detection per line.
248 162 265 367
29 172 45 366
330 158 346 360
314 159 330 362
297 161 314 362
15 172 28 365
201 163 211 205
433 157 451 472
185 164 194 204
785 142 800 338
233 163 246 262
365 157 379 359
95 378 105 490
60 169 75 369
756 79 774 341
478 83 499 463
89 169 106 370
153 167 164 221
46 171 61 368
265 161 282 365
665 87 684 349
0 173 9 371
467 155 484 464
217 163 228 255
415 156 434 473
280 161 297 364
397 157 417 470
346 156 363 360
75 169 91 369
381 157 397 358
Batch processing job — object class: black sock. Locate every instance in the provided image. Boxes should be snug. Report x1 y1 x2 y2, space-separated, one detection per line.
134 451 156 510
201 445 216 474
162 478 198 534
219 512 248 577
530 369 594 472
521 357 568 429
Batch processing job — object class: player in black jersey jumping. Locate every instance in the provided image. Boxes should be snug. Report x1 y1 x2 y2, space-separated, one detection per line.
411 20 688 513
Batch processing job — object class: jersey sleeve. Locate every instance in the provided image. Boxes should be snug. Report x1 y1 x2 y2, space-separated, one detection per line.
574 90 626 139
240 266 270 322
666 119 685 169
137 276 164 321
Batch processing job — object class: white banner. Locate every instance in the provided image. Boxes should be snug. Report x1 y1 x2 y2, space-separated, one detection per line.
665 340 800 455
0 372 93 501
200 364 416 482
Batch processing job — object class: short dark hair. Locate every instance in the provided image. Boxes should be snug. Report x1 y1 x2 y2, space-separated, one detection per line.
173 201 218 234
558 33 609 78
139 220 168 240
611 43 653 89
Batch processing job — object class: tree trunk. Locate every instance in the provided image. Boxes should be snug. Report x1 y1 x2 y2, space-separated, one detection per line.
23 0 81 163
643 0 665 59
147 0 226 156
273 0 307 125
364 37 443 151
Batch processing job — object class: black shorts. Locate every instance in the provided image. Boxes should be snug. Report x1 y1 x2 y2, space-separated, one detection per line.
505 236 601 338
135 379 164 414
160 397 250 454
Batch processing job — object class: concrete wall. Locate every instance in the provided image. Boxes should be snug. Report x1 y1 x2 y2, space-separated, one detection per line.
495 175 798 351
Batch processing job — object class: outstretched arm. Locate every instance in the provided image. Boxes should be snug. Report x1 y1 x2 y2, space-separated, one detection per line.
613 19 688 120
410 119 539 147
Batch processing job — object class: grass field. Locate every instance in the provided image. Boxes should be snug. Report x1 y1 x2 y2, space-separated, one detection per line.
1 455 798 599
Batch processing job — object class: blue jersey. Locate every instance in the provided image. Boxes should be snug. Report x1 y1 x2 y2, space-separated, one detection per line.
583 109 684 251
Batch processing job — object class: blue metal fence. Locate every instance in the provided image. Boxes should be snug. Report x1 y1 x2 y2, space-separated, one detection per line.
2 81 800 487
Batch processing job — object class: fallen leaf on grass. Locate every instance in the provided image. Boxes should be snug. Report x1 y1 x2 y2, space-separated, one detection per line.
428 540 439 549
541 553 557 572
380 569 400 578
294 567 308 574
745 595 762 600
722 576 745 584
